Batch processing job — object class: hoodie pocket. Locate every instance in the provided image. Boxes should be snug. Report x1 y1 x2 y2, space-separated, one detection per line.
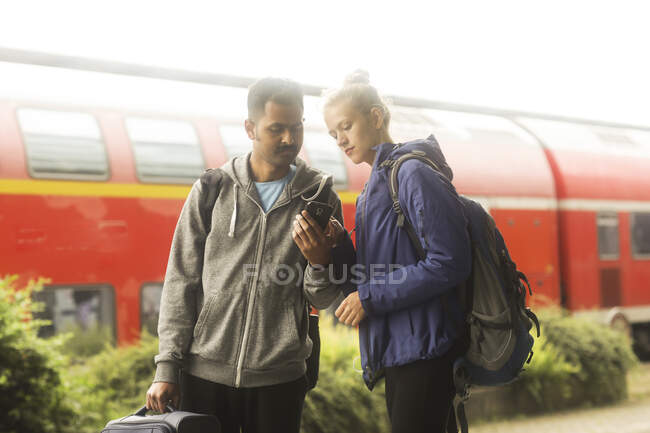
191 293 244 364
244 302 308 370
193 295 216 340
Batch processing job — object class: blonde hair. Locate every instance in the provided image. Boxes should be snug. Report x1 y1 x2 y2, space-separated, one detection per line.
323 70 391 128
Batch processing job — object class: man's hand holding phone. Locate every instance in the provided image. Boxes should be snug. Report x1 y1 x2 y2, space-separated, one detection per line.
292 210 345 266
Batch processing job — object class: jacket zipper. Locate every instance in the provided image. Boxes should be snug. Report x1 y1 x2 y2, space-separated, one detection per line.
357 180 374 382
359 181 369 276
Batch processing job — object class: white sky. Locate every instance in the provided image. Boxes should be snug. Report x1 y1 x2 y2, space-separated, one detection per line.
0 0 649 126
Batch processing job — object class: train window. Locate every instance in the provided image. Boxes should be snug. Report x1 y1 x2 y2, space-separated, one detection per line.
597 213 620 260
219 124 252 159
390 107 438 143
631 213 650 258
17 108 109 180
303 131 348 190
33 285 115 340
141 283 163 336
126 117 205 184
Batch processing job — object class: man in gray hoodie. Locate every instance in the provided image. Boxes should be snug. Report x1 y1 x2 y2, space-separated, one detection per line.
146 78 348 433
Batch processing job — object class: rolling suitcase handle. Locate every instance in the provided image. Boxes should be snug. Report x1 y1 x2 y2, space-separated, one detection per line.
104 404 219 433
134 405 176 416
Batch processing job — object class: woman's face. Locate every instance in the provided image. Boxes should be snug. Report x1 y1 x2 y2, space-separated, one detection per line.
324 99 380 165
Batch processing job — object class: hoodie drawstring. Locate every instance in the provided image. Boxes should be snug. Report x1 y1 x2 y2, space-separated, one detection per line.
301 175 331 202
228 183 238 237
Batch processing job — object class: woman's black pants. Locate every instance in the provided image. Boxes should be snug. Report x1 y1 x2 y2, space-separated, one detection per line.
384 352 458 433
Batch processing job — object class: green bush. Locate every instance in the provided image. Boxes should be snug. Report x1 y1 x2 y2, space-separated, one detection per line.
62 317 389 433
60 324 115 362
0 275 74 433
63 331 159 433
514 334 579 410
516 307 638 409
47 305 638 432
302 317 389 433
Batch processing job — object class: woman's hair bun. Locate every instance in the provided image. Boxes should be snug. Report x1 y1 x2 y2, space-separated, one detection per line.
343 69 370 86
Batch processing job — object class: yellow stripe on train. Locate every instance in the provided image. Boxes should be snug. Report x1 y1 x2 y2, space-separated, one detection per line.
0 178 360 204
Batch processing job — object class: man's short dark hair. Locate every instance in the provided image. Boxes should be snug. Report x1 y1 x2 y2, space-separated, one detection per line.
247 77 304 121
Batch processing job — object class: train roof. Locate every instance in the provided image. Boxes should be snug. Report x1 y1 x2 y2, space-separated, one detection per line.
517 116 650 203
2 46 649 132
2 47 650 204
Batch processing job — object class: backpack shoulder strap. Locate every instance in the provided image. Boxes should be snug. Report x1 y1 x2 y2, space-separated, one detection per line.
199 168 224 234
381 151 442 261
387 151 471 359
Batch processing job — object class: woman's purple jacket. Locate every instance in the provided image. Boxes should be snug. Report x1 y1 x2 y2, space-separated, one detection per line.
333 136 472 389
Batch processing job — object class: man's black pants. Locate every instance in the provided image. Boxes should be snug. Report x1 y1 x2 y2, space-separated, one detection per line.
385 354 458 433
180 372 307 433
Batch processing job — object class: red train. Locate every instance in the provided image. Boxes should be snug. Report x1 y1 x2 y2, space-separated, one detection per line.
1 70 649 356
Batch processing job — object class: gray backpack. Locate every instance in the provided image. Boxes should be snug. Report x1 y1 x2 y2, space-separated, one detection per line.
382 147 540 433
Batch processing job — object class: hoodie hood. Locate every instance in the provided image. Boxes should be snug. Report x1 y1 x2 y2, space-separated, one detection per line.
216 152 333 240
221 152 333 200
373 134 454 182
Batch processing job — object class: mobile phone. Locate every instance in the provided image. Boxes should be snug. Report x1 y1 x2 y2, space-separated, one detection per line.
305 201 334 229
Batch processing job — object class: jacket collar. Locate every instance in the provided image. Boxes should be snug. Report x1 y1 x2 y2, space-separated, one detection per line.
371 142 400 170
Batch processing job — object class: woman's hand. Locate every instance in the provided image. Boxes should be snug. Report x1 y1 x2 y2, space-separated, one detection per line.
325 217 346 247
335 292 366 326
293 210 339 266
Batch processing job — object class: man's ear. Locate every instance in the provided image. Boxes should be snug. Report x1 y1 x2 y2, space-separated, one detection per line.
369 106 385 130
245 119 256 140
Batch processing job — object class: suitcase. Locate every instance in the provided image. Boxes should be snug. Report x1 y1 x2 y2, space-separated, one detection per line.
101 406 220 433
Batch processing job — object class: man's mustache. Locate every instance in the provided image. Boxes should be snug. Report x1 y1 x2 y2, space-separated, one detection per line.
277 145 298 153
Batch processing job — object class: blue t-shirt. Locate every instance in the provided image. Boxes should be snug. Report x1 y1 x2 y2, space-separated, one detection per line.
254 165 296 212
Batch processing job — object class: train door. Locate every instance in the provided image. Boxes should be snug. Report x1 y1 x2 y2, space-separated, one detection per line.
596 212 627 331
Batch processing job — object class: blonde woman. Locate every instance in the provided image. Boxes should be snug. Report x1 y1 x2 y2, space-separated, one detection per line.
326 71 471 433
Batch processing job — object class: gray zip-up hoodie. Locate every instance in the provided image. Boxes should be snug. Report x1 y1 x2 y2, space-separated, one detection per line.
154 153 345 388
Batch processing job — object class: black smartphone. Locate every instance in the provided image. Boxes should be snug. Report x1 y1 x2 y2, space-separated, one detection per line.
305 201 334 229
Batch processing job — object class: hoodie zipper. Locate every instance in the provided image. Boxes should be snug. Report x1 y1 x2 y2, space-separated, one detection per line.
234 212 266 388
233 179 327 388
